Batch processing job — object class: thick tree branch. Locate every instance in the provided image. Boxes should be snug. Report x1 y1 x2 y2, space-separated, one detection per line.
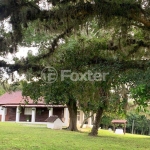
131 13 150 29
1 1 150 31
0 60 42 73
31 27 72 61
0 56 149 75
88 58 150 71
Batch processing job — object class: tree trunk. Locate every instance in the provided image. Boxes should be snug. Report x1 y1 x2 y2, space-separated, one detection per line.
89 86 108 136
80 118 87 128
89 107 103 136
141 128 144 135
67 99 78 131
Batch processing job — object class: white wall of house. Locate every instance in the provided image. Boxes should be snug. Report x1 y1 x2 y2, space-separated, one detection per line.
63 108 69 127
0 107 7 115
77 110 84 125
0 106 3 115
76 110 94 128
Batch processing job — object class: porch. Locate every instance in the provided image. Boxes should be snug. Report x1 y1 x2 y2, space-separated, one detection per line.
0 106 69 127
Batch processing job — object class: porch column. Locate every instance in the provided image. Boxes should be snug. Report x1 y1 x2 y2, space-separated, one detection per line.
31 108 36 122
1 107 6 122
82 111 85 123
64 108 69 127
48 108 53 117
88 112 92 127
15 106 20 122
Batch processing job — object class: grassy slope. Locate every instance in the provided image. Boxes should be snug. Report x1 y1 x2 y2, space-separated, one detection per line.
0 123 149 150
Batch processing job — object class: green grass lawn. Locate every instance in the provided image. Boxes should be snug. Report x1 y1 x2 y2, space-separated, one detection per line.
0 122 149 150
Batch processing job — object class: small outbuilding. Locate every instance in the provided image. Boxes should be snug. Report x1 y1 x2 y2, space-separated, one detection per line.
111 120 127 134
45 115 63 130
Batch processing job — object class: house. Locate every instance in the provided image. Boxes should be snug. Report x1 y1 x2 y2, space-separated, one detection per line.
0 91 95 127
0 91 69 126
45 115 63 129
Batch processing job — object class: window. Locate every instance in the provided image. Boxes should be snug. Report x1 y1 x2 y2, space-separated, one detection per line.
24 108 32 115
77 111 80 121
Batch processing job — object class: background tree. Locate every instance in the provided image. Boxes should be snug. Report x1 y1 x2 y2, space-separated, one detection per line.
126 113 150 135
0 84 5 95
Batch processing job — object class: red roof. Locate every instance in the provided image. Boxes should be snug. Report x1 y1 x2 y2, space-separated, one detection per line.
111 120 127 124
0 91 44 105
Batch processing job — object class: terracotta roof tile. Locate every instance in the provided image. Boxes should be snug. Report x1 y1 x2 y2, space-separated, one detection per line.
0 91 44 105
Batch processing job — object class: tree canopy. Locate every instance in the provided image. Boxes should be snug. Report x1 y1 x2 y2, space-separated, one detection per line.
0 0 150 136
